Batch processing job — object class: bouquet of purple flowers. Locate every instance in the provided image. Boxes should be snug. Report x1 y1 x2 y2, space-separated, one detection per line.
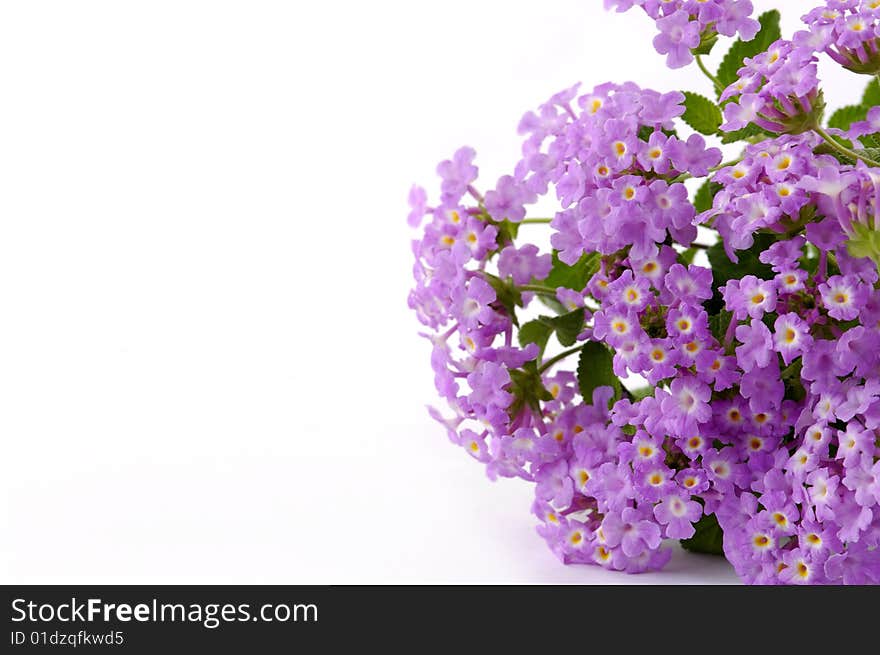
407 1 880 584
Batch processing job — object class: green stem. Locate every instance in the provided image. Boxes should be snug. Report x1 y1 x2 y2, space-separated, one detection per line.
519 284 559 296
672 157 743 183
814 125 880 167
537 345 583 374
695 55 721 89
519 218 553 225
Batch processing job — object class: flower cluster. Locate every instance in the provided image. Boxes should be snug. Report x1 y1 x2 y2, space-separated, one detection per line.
605 0 760 68
799 0 880 75
409 0 880 584
720 40 824 135
703 133 828 256
520 83 721 263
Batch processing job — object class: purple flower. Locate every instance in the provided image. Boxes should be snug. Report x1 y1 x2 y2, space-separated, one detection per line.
456 276 497 328
716 1 760 40
735 319 773 371
818 275 867 321
738 275 777 319
836 423 874 468
780 549 821 585
664 264 713 305
535 459 575 507
773 313 811 365
407 185 428 227
437 147 478 204
654 494 702 540
666 134 722 177
661 376 712 436
652 11 700 69
466 361 512 414
484 175 530 223
498 244 552 285
601 507 662 557
721 93 762 131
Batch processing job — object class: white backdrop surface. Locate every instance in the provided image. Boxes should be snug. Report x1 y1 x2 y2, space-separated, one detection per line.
0 1 856 583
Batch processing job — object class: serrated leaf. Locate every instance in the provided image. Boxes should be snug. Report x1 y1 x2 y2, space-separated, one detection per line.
541 251 601 291
680 513 724 556
518 320 553 355
693 180 722 213
577 342 620 404
720 122 768 144
859 132 880 148
681 91 722 135
828 104 869 131
541 309 585 347
855 147 880 164
716 11 781 95
814 142 855 165
864 78 880 106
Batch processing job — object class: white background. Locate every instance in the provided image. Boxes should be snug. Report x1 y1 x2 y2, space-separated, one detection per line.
0 1 856 583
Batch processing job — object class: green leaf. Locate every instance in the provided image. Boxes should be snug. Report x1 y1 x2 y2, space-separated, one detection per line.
709 311 733 343
720 122 768 144
541 251 601 291
508 362 554 419
693 180 722 213
855 147 880 163
716 10 781 95
518 320 553 355
678 247 699 266
541 309 585 347
681 91 722 135
859 132 880 148
484 275 523 326
705 235 774 315
680 513 725 556
863 78 880 106
707 235 774 289
537 295 567 315
828 104 869 131
691 32 718 57
494 219 520 249
577 342 620 404
814 141 855 165
629 386 655 401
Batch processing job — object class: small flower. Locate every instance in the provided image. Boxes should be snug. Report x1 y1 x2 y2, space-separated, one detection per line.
735 319 773 372
601 507 662 558
818 275 866 321
773 313 812 365
653 494 702 539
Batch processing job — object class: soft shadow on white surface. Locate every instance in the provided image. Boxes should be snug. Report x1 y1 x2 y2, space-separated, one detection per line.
0 440 739 584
